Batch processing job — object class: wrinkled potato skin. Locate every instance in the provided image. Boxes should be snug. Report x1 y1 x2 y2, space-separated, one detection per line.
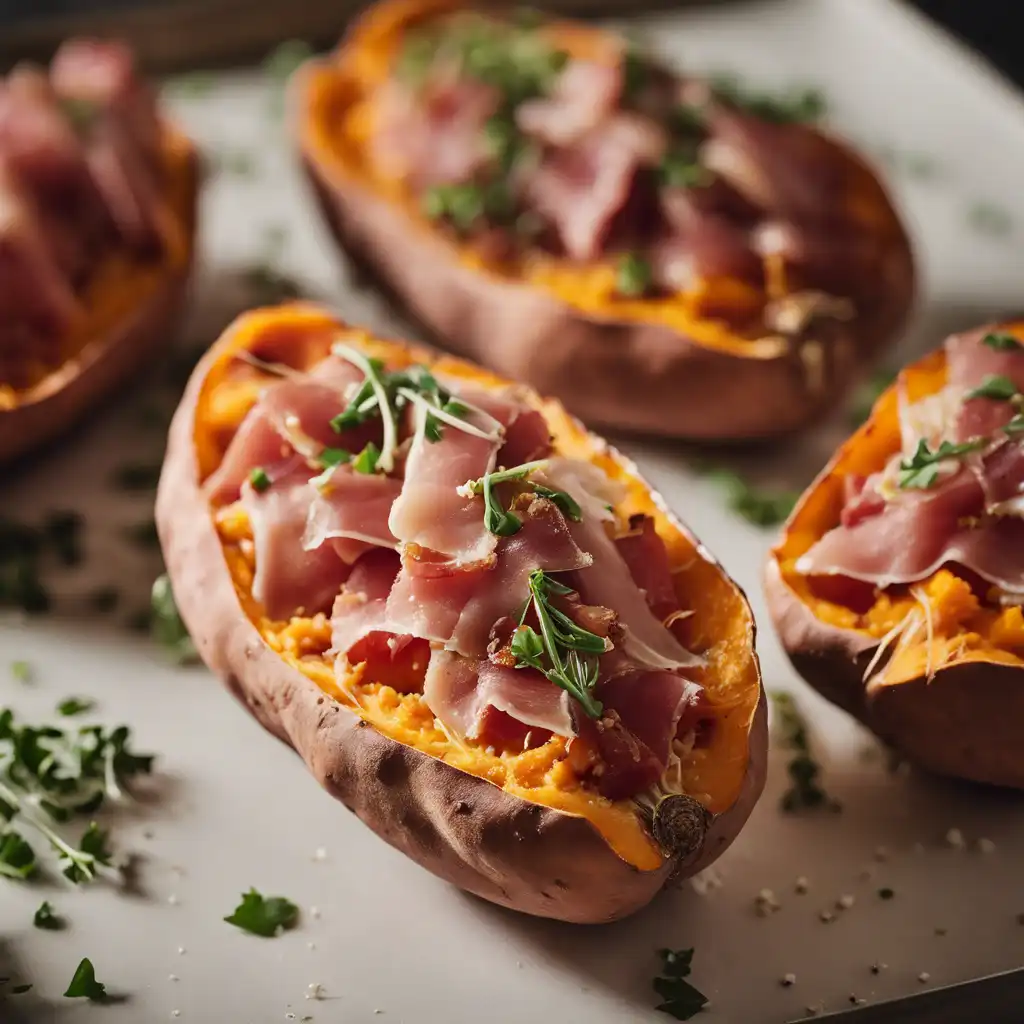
293 0 915 441
156 307 766 923
0 136 199 466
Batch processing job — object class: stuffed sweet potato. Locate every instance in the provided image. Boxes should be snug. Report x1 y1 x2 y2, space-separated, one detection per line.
0 39 198 464
293 0 914 441
766 322 1024 788
156 303 765 922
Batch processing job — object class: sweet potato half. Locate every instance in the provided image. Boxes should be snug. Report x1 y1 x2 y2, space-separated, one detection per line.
0 125 198 465
766 323 1024 788
293 0 914 440
156 303 765 922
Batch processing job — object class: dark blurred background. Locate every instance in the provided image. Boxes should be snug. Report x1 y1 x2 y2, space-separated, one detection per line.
0 0 1021 87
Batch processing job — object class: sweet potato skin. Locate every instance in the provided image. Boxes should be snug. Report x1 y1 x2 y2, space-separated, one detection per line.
293 0 915 441
0 131 199 465
156 305 766 923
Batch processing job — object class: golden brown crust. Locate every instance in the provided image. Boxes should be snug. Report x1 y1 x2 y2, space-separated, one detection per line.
157 304 766 922
291 0 915 441
0 134 200 466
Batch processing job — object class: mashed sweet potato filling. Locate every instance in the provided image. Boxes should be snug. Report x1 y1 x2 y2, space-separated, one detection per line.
196 307 760 870
776 343 1024 686
0 128 195 408
297 0 899 360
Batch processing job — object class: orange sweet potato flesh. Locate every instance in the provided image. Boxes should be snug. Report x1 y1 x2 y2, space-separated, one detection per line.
0 124 199 465
293 0 915 441
765 322 1024 788
156 302 766 922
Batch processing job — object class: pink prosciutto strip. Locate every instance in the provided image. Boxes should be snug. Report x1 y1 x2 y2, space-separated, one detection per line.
331 548 402 659
515 59 621 147
303 464 402 563
385 493 591 654
423 649 574 740
241 460 350 620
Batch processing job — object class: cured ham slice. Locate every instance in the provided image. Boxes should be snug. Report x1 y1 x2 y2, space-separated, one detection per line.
386 494 591 654
423 649 574 740
515 60 621 147
241 461 349 620
524 114 666 261
303 464 402 564
614 515 680 622
331 548 402 659
946 328 1024 443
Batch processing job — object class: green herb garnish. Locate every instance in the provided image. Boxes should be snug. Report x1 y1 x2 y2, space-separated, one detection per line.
64 958 106 1001
770 691 838 813
983 332 1023 352
653 947 708 1021
58 97 100 133
622 48 650 102
660 149 711 190
512 571 607 718
10 661 32 683
968 201 1012 237
352 442 382 475
704 469 797 527
0 830 37 879
165 70 217 99
224 888 300 937
422 180 515 232
62 823 112 884
11 983 31 994
150 574 196 664
712 75 826 123
1006 414 1024 435
617 253 653 298
214 148 257 177
461 461 580 537
34 900 63 929
966 374 1019 402
249 467 272 493
57 697 96 718
264 39 314 116
898 438 985 491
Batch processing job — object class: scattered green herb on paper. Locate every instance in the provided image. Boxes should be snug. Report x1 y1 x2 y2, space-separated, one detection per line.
653 947 708 1021
34 900 64 929
10 660 32 683
701 469 798 527
770 691 839 813
64 958 106 1001
151 574 197 664
968 201 1013 237
224 888 300 937
57 697 96 718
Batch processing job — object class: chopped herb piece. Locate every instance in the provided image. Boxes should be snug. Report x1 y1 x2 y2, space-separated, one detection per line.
264 39 314 84
423 181 515 232
968 201 1012 237
617 252 653 298
11 983 31 994
712 75 826 123
898 438 985 491
878 887 895 900
513 571 606 718
59 97 100 133
622 49 650 101
44 511 84 566
34 900 63 929
123 520 160 549
483 114 528 173
353 442 382 475
983 332 1024 352
660 150 711 190
57 698 96 718
151 574 196 663
770 691 838 812
64 958 106 1001
10 660 32 683
0 559 49 615
704 469 797 527
224 888 300 937
61 823 113 884
849 368 897 428
318 448 352 469
165 70 217 99
966 374 1019 402
532 484 582 522
215 148 257 177
88 586 120 613
1006 414 1024 435
397 29 440 85
0 830 37 879
249 467 272 493
653 947 708 1021
461 461 579 536
671 104 706 137
112 463 162 491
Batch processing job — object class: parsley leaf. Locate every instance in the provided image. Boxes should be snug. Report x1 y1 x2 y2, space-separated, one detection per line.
898 438 985 490
653 947 708 1021
705 469 797 527
224 888 300 937
0 830 38 879
64 958 106 1001
770 691 839 813
57 697 96 718
150 574 196 664
617 252 653 297
34 900 63 929
966 374 1019 402
352 442 382 475
711 75 826 123
61 823 113 884
10 660 32 683
983 332 1024 352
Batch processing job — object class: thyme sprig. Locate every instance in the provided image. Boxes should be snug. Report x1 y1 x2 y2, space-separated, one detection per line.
459 461 581 536
511 571 608 718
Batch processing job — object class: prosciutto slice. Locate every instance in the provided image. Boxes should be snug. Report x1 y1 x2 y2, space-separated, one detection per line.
423 650 574 741
947 328 1024 443
241 461 349 620
303 463 402 564
386 494 591 654
331 548 402 659
515 59 621 147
